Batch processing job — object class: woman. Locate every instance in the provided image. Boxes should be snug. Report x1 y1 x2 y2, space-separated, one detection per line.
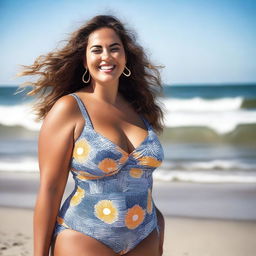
18 15 165 256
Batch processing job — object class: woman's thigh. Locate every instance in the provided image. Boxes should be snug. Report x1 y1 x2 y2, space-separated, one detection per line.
52 229 117 256
124 228 162 256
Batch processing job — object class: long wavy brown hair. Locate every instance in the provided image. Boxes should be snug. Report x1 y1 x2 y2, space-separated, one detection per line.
17 15 165 134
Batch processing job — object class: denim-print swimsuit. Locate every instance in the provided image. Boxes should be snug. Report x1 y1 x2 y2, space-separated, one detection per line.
52 93 164 255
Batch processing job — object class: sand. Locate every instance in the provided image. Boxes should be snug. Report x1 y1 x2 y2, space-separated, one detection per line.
1 207 256 256
0 207 33 256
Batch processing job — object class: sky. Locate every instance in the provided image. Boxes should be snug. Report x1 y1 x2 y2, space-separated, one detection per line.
0 0 256 85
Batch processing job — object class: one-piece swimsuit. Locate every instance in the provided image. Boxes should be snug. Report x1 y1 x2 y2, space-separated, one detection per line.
52 92 165 255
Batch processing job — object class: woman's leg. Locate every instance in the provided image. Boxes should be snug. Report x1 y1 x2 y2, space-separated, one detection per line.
52 229 118 256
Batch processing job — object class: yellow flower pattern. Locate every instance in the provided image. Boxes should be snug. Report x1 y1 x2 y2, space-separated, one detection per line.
70 186 85 206
77 174 101 180
138 156 161 167
129 168 143 178
73 139 91 163
94 200 118 224
98 158 118 173
119 154 128 164
56 216 69 228
125 205 145 229
73 169 102 180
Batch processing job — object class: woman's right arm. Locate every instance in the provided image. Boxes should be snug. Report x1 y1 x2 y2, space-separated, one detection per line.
33 96 77 256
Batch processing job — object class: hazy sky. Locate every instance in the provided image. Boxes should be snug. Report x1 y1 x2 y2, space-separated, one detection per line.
1 0 255 85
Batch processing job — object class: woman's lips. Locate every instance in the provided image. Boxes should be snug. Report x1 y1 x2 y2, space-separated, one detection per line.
98 65 116 73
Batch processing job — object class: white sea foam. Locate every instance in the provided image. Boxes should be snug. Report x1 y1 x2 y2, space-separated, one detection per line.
159 97 256 133
1 157 255 184
153 169 256 183
163 110 256 133
0 158 39 172
0 104 41 131
186 159 255 170
162 97 243 112
1 97 256 134
164 159 256 171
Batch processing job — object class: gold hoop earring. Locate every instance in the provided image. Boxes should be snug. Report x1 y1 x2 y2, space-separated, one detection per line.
82 68 90 83
122 66 131 77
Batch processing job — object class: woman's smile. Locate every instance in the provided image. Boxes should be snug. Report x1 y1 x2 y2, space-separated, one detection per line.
98 64 116 73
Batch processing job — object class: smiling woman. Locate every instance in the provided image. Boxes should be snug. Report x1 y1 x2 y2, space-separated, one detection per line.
17 15 165 256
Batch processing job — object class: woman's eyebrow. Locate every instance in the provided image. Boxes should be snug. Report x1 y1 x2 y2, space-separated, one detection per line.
90 43 121 49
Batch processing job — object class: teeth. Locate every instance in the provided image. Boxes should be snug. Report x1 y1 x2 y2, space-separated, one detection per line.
99 65 114 70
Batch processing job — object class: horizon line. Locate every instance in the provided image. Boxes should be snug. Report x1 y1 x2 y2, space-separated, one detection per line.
1 82 256 87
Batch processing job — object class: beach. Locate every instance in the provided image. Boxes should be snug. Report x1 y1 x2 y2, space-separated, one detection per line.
1 171 256 256
1 0 256 251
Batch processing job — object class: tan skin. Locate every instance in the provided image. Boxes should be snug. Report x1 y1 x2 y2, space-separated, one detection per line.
33 27 164 256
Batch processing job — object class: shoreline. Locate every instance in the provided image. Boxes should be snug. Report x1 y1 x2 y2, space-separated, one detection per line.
1 171 256 221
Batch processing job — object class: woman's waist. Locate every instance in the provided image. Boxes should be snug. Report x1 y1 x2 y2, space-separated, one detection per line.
72 170 153 193
61 187 154 215
67 188 152 204
58 190 156 230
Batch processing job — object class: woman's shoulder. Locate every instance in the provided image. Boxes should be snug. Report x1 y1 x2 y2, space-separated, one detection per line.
43 94 80 127
47 94 73 115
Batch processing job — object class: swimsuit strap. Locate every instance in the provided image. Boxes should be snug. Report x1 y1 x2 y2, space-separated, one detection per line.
140 114 152 131
70 93 94 129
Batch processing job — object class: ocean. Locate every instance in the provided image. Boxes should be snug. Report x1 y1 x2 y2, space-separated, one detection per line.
0 84 256 183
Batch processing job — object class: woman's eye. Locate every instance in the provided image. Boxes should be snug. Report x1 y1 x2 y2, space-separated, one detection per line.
91 49 101 53
111 48 120 52
91 48 119 53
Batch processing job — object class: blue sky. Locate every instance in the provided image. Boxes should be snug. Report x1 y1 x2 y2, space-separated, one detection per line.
0 0 255 85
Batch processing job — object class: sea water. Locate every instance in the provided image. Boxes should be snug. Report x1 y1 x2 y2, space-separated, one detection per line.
0 84 256 183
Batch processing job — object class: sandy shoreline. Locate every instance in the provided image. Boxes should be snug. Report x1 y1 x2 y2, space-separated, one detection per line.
1 207 256 256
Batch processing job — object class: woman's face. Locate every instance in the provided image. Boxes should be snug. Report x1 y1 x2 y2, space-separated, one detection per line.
85 27 126 85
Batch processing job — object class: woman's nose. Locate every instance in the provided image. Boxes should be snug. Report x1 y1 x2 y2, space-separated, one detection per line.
101 49 112 60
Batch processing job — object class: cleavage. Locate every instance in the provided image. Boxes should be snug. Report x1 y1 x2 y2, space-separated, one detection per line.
91 119 148 155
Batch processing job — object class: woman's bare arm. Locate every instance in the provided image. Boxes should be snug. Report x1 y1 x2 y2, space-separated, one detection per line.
33 96 77 256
